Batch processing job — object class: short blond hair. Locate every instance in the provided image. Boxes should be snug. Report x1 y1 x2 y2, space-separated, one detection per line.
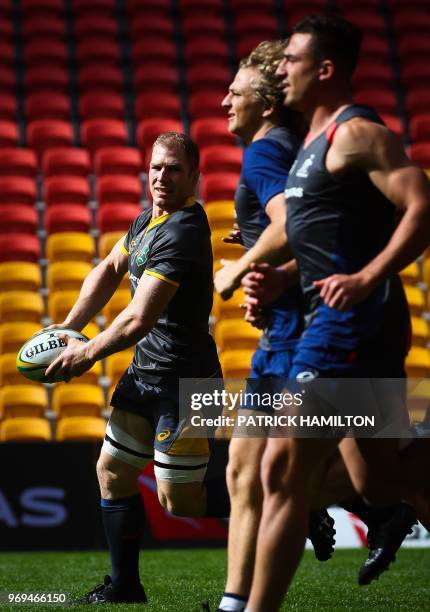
239 40 287 107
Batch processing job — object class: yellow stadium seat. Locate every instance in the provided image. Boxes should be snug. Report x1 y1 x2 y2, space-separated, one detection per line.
0 417 51 442
98 231 125 259
214 319 261 351
406 347 430 377
0 322 40 354
407 380 430 423
0 353 38 386
205 200 235 231
106 350 133 386
52 383 104 418
0 384 48 418
211 229 244 262
0 290 44 323
411 316 430 347
68 360 103 386
103 290 130 323
46 261 93 292
48 290 80 322
212 287 246 320
400 261 420 285
46 232 95 263
403 285 425 315
0 262 42 292
56 416 106 441
219 349 254 379
81 321 99 339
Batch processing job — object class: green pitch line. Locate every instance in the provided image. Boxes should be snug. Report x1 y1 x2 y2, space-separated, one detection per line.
0 549 429 611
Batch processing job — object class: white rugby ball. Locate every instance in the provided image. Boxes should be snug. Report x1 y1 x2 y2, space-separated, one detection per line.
16 328 89 382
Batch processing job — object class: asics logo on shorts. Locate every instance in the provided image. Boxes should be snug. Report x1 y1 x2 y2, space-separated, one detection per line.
296 369 319 382
157 430 171 441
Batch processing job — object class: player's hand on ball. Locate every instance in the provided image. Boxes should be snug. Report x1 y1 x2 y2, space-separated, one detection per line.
45 335 94 383
313 272 373 310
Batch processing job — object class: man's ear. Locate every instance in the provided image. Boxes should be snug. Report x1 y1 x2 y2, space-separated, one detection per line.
319 59 335 82
262 101 276 119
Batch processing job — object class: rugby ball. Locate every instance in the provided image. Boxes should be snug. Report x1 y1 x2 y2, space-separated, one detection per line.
16 329 89 382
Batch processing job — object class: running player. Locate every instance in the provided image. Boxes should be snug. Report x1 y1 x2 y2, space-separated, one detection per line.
244 15 430 611
45 133 228 604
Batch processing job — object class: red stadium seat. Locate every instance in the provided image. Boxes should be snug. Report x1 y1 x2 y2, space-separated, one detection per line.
24 65 69 93
0 41 15 67
188 90 226 119
190 118 236 147
42 148 91 177
0 121 18 146
231 0 274 10
20 0 64 15
236 35 274 59
94 147 142 176
21 15 66 39
44 175 90 206
97 203 141 233
131 39 176 66
74 15 118 38
409 142 430 167
379 113 403 136
359 35 390 62
392 9 430 35
127 0 171 16
187 65 231 92
405 88 430 116
234 13 278 38
129 15 173 41
401 62 430 89
45 204 92 233
78 65 123 93
80 118 128 153
200 172 240 202
354 90 398 114
184 38 229 66
0 148 37 176
410 115 430 142
136 118 183 151
340 10 386 33
397 36 430 63
0 17 13 41
25 92 71 121
353 63 394 90
0 93 16 121
23 40 68 67
79 91 125 121
0 67 15 92
178 0 223 16
200 145 243 174
133 65 178 93
72 0 116 17
182 15 225 38
135 92 181 121
0 233 40 262
96 175 142 204
26 120 74 154
0 176 36 205
0 205 38 234
76 38 121 66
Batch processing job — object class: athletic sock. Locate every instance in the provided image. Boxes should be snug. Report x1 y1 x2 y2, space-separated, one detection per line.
204 473 231 517
101 493 145 589
218 592 248 611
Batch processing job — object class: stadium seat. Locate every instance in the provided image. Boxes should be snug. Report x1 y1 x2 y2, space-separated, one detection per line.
200 146 243 174
354 90 398 115
0 67 15 94
232 0 275 11
405 88 430 116
353 63 394 90
0 234 40 263
0 16 13 40
0 206 38 234
188 90 226 120
0 40 14 67
24 65 69 93
127 0 171 16
129 15 173 41
99 231 125 258
26 120 74 155
187 65 231 92
359 35 390 62
72 0 116 17
0 148 37 176
47 290 80 321
234 13 278 39
182 14 225 38
406 346 430 377
211 229 244 261
0 417 51 441
21 16 66 40
103 290 130 323
46 261 92 292
411 316 430 347
105 350 134 386
219 349 253 379
0 385 48 418
0 121 18 146
20 0 64 16
135 92 181 121
136 118 183 161
68 360 103 386
45 205 92 234
179 0 223 16
79 91 125 121
131 39 176 66
78 65 124 94
56 415 106 441
52 384 104 418
133 65 179 93
42 147 91 177
0 322 40 354
205 200 235 231
98 203 141 233
74 15 118 38
190 118 236 147
0 93 17 121
404 285 425 315
408 142 430 168
378 113 403 136
96 175 142 204
214 319 261 351
397 35 430 63
212 287 246 320
0 353 39 386
94 147 142 176
0 290 43 323
400 261 420 285
402 62 430 93
44 175 90 206
46 232 95 262
23 39 68 67
184 38 228 66
0 261 41 292
80 118 128 154
410 114 430 142
81 321 99 340
76 38 121 66
0 176 36 205
200 172 240 202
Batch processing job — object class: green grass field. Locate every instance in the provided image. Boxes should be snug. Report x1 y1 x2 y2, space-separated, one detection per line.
0 548 429 611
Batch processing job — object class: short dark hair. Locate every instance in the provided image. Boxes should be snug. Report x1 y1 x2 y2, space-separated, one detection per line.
293 14 362 77
152 132 200 172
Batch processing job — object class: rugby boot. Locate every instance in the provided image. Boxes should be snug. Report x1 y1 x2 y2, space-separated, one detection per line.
308 509 336 561
77 575 147 604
